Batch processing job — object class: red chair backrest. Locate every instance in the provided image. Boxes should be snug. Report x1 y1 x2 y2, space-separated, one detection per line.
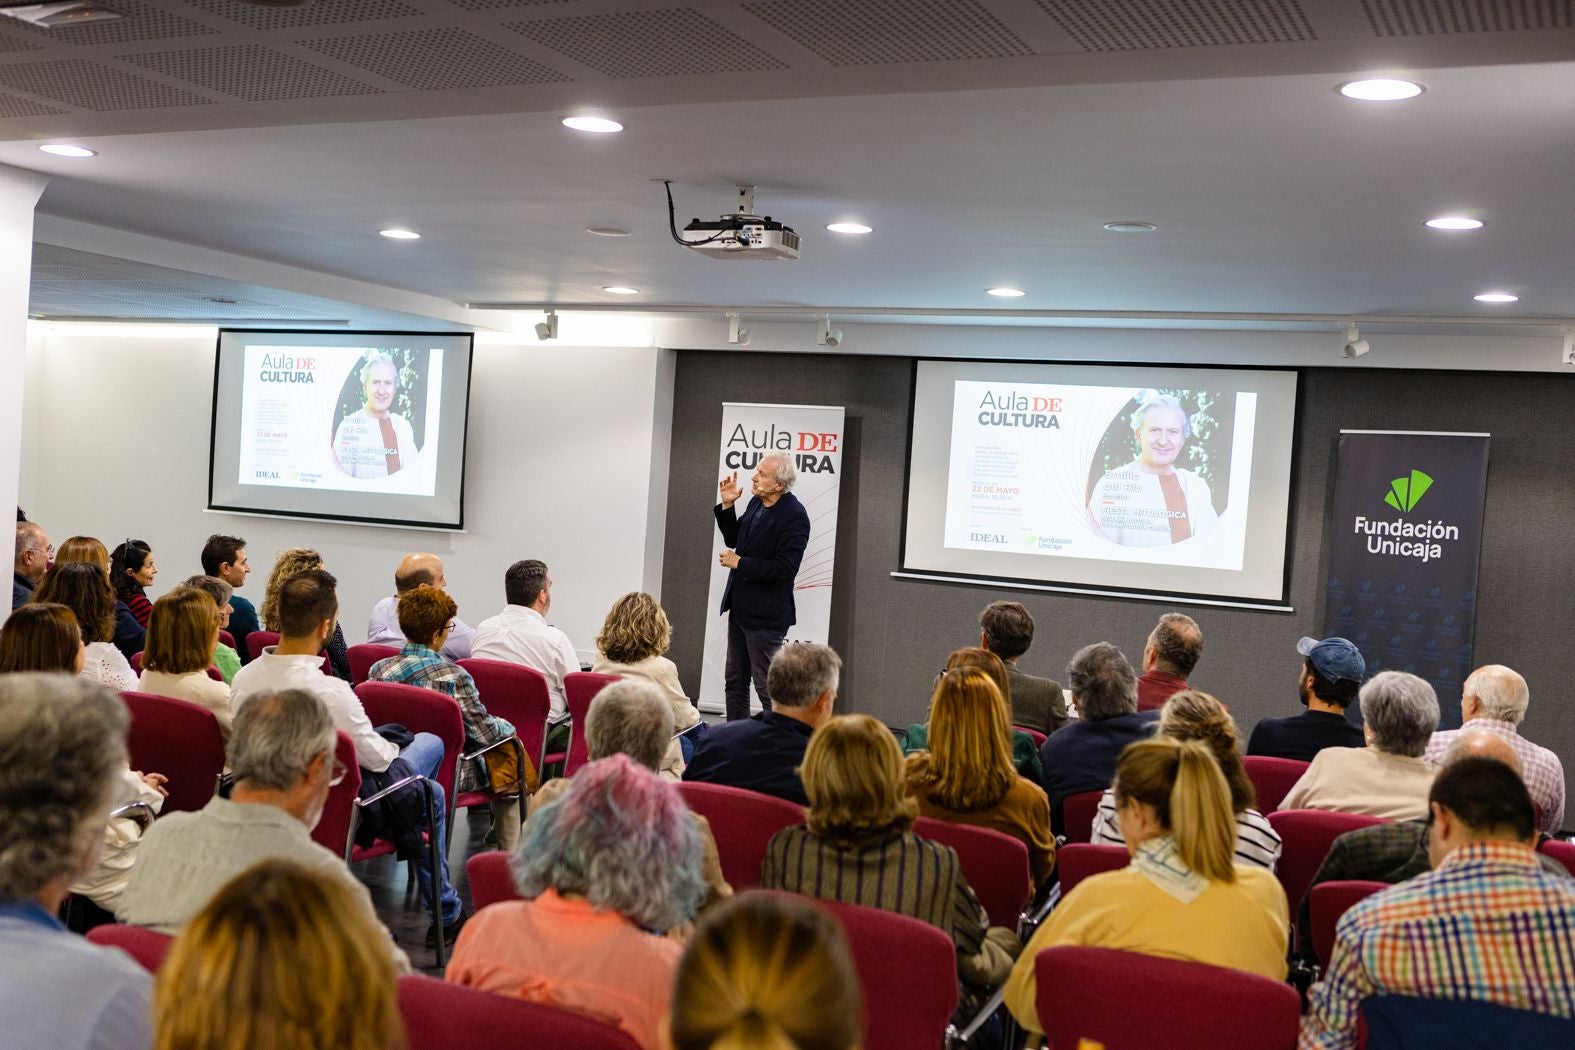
354 681 465 801
1056 843 1131 898
1538 838 1575 878
676 781 805 890
397 974 641 1050
1241 756 1311 815
1267 809 1388 922
310 731 362 859
1061 789 1104 843
349 643 401 686
1309 879 1388 971
216 629 235 651
913 816 1032 927
466 851 520 910
458 658 552 772
205 665 224 682
245 631 332 674
86 924 176 973
563 672 620 776
120 690 226 814
1035 945 1301 1050
1015 725 1048 748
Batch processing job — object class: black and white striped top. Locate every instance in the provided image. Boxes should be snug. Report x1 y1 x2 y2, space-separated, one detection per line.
1087 788 1282 871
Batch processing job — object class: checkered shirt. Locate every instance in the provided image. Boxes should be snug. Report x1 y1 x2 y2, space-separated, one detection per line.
368 643 514 794
1426 721 1566 834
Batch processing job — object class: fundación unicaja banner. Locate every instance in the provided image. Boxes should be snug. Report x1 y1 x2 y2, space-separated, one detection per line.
1323 430 1490 728
699 403 845 715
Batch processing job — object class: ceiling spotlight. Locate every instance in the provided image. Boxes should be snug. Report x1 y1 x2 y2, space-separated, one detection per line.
38 144 95 158
562 116 623 134
534 310 558 341
1342 324 1370 359
986 287 1026 298
826 222 873 234
1473 291 1519 303
379 228 420 240
602 286 639 295
1424 215 1484 231
728 312 750 346
817 315 841 348
1338 78 1425 101
1103 221 1157 233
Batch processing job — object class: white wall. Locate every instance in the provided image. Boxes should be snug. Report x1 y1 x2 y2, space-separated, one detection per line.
18 326 675 661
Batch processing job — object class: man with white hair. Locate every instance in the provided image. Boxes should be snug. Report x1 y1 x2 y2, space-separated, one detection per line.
1088 394 1219 547
333 352 418 479
714 451 811 721
12 520 49 611
1425 664 1564 835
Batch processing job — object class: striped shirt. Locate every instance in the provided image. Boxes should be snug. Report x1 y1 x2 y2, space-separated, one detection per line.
1088 787 1282 871
1300 841 1575 1050
368 643 514 793
1425 721 1566 835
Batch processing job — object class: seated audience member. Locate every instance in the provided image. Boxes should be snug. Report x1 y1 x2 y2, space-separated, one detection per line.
905 667 1056 886
34 562 136 690
1279 670 1438 820
200 534 259 663
55 536 144 658
138 586 233 737
1005 738 1289 1035
0 601 83 674
154 858 403 1050
0 674 153 1050
593 590 701 770
182 574 241 683
471 558 578 752
260 547 352 681
12 520 49 609
1425 663 1564 834
668 892 862 1050
1039 642 1159 829
684 642 839 806
977 599 1068 734
365 552 475 660
1137 612 1203 712
1300 756 1575 1050
907 647 1043 782
368 587 523 851
1091 690 1282 870
446 754 703 1050
529 678 731 910
1247 636 1367 761
762 713 1021 991
110 539 158 628
234 568 464 945
117 689 406 967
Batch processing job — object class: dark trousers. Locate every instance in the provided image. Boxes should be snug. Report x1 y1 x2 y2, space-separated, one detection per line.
725 620 786 721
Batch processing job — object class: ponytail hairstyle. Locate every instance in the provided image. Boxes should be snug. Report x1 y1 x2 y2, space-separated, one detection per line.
669 892 862 1050
1112 737 1237 883
1157 690 1255 814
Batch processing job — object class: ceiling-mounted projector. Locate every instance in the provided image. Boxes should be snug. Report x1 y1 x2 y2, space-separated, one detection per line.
665 182 800 261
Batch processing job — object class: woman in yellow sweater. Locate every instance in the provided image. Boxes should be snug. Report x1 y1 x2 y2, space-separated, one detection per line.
1004 737 1288 1035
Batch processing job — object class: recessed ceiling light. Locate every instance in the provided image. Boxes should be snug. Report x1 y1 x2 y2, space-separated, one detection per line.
986 287 1026 298
1424 215 1484 231
586 227 631 237
826 222 873 234
602 286 639 295
38 144 94 158
379 228 420 240
562 116 623 134
1473 291 1519 303
1103 221 1157 233
1339 78 1425 101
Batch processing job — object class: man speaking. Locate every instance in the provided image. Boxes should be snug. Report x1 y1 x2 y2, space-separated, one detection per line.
715 452 811 721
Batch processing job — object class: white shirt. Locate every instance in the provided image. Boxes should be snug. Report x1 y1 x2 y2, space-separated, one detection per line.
80 641 136 691
1088 463 1219 547
333 408 418 480
366 594 474 660
231 648 397 772
471 605 578 721
1088 786 1283 871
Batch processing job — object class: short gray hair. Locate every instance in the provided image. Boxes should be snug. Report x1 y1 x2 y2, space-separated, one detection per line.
1360 671 1440 758
585 679 673 771
1464 664 1529 726
0 675 127 899
1130 394 1191 437
182 574 233 608
228 689 335 791
767 643 841 707
1067 642 1138 721
14 522 43 563
359 352 397 385
761 452 797 492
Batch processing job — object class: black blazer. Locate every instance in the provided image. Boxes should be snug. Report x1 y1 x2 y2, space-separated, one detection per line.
715 491 812 630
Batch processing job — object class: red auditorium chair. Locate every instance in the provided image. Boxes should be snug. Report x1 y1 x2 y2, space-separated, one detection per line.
1537 838 1575 878
308 731 361 857
1267 809 1387 940
216 629 235 651
1056 842 1131 898
397 974 641 1050
562 671 620 776
913 816 1033 929
676 781 804 890
1014 725 1048 748
347 642 400 685
120 690 226 814
465 851 519 911
1060 789 1104 843
1241 755 1310 815
87 924 176 973
457 658 551 775
1308 879 1388 970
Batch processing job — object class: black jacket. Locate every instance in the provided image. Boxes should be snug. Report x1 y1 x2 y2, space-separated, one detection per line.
715 492 812 630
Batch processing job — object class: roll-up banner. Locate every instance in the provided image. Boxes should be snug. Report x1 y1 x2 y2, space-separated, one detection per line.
699 403 845 715
1323 431 1490 728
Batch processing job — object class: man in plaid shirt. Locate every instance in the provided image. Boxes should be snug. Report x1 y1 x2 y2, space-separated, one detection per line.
1300 756 1575 1049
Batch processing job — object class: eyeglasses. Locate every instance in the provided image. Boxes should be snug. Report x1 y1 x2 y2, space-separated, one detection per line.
25 543 52 559
328 756 348 786
446 620 457 632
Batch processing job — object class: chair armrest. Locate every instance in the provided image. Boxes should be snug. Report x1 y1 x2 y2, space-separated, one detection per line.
109 799 157 831
461 734 519 762
354 773 433 808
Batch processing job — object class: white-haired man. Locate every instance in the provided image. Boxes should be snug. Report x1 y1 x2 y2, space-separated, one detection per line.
1088 394 1219 547
333 352 418 479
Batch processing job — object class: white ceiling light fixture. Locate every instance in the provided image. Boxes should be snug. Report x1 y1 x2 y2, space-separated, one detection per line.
986 287 1026 298
602 285 639 295
1562 328 1574 366
1342 323 1370 359
1339 78 1425 101
38 143 95 157
562 116 623 134
534 309 558 341
586 226 630 237
1103 221 1157 233
379 228 420 240
727 312 750 346
826 222 873 234
816 314 841 348
1424 215 1484 231
1474 291 1519 303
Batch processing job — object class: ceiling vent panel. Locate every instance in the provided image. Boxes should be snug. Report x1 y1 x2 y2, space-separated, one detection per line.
506 8 787 77
742 0 1034 65
1034 0 1315 50
0 28 43 51
446 0 561 10
184 0 424 32
1362 0 1573 34
0 59 210 108
2 0 216 45
299 26 568 88
0 89 62 115
121 43 382 99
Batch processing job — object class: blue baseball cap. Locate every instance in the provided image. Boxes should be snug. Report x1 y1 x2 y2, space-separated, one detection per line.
1296 636 1366 683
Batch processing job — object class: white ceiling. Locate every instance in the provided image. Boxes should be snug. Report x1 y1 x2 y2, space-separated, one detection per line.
0 0 1570 326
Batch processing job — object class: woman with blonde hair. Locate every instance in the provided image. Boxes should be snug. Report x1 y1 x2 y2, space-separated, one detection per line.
665 892 862 1050
260 547 351 680
1004 737 1288 1035
903 646 1043 782
762 714 1020 991
906 667 1056 885
154 858 404 1050
138 587 233 738
34 562 136 690
1089 690 1281 869
594 591 700 772
55 535 110 573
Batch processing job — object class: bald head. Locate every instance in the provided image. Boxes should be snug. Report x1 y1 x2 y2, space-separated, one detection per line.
1462 664 1529 726
394 553 445 593
1441 728 1522 776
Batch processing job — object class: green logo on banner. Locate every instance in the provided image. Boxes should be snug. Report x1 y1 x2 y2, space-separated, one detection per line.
1384 469 1434 512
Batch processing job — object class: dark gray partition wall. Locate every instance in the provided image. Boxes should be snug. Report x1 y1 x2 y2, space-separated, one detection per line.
661 351 1574 806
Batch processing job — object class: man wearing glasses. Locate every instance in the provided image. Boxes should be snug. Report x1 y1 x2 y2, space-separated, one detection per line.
12 521 50 611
